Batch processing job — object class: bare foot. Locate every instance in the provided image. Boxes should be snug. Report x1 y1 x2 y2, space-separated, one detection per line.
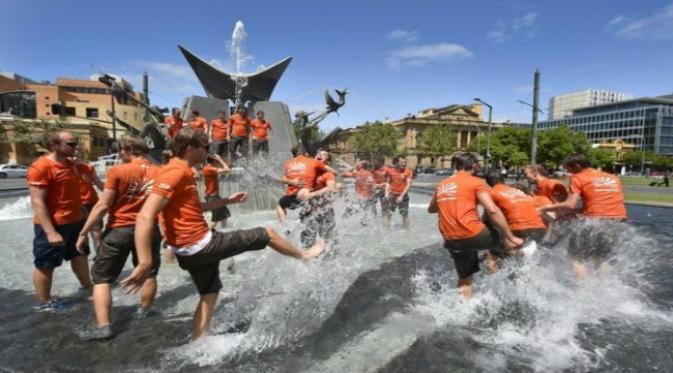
302 239 326 260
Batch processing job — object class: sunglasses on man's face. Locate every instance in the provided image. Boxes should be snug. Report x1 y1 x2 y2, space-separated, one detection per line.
63 141 79 148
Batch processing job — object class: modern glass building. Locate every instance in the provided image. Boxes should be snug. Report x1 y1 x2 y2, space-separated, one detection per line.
539 95 673 155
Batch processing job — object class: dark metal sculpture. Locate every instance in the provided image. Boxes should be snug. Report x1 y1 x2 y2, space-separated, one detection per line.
295 88 347 154
178 45 292 104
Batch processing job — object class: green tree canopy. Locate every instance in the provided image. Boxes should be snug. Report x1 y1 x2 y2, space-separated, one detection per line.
588 148 616 170
353 121 401 158
418 124 457 158
537 125 590 169
468 126 530 167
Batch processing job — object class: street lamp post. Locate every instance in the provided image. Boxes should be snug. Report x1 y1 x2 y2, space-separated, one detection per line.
474 98 492 170
517 99 545 164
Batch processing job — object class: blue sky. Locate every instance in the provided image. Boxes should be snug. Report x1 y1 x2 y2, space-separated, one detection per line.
2 0 673 130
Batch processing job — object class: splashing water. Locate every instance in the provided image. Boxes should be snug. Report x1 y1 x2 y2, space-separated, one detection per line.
229 20 252 107
0 196 33 221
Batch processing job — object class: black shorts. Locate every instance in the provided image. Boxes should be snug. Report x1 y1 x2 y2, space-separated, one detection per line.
92 225 162 284
231 136 248 155
205 195 232 222
252 139 269 154
385 193 410 217
211 140 229 158
444 228 498 279
279 194 300 210
567 219 626 261
33 221 89 269
176 227 270 294
300 202 337 247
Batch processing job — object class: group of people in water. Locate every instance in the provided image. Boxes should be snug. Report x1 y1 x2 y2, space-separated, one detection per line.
25 114 627 341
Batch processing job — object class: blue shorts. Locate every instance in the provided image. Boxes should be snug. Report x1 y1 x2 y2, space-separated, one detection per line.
33 221 89 269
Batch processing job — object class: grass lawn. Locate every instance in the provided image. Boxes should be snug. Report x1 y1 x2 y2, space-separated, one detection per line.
620 176 662 186
624 192 673 205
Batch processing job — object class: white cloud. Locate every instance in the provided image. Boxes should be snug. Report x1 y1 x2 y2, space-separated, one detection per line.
487 12 538 43
386 43 473 69
607 3 673 40
386 29 420 42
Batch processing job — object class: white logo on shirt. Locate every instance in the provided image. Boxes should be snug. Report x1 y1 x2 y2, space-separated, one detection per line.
158 182 171 190
286 161 308 174
437 182 458 201
499 188 529 202
592 176 619 192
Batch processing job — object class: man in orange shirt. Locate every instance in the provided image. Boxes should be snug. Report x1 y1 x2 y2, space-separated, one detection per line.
342 160 376 216
383 156 413 229
371 155 389 216
28 130 92 311
251 110 272 157
229 105 251 159
524 164 568 203
276 144 329 223
540 154 627 278
486 171 547 243
74 137 161 339
188 110 208 133
127 129 325 340
209 111 230 160
428 153 523 299
298 150 338 246
164 108 184 138
201 153 231 230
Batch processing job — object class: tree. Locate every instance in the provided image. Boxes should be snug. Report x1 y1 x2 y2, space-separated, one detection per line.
537 125 590 169
623 150 656 169
588 148 616 170
353 121 401 158
417 125 457 167
467 126 530 168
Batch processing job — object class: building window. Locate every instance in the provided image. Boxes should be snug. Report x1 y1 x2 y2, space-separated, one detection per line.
86 108 99 118
64 107 76 116
45 96 50 100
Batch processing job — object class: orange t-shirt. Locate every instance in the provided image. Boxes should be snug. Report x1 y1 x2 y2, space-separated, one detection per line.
354 169 375 198
315 170 335 190
210 118 229 141
104 158 160 229
434 171 488 240
189 117 208 133
250 119 271 141
230 114 251 138
386 167 412 195
283 155 326 195
150 158 209 247
535 177 568 203
569 168 627 219
371 166 389 185
533 195 553 208
27 156 83 225
165 116 183 138
202 165 219 196
75 163 98 205
490 184 545 231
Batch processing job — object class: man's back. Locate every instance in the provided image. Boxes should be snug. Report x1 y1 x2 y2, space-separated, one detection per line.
283 155 325 194
570 168 626 219
491 183 545 231
435 171 488 240
106 158 160 229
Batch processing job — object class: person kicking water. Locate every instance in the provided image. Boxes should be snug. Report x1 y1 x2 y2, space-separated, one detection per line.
383 156 412 230
28 130 92 311
428 153 523 300
76 137 162 340
539 154 627 278
128 129 325 340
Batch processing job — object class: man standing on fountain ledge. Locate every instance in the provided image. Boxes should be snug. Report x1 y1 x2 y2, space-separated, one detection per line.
250 110 272 157
188 110 208 133
229 105 251 159
539 153 627 278
428 153 523 300
165 108 184 138
383 156 413 229
128 128 325 340
27 130 92 311
75 137 162 340
209 110 230 160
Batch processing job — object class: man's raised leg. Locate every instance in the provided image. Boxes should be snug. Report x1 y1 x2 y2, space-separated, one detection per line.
265 227 325 259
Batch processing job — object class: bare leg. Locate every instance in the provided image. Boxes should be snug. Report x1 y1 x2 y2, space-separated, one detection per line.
92 283 112 326
383 214 391 229
265 227 325 260
192 293 218 340
33 267 54 304
458 276 473 300
485 251 499 273
571 260 589 279
163 248 176 264
402 216 410 230
276 205 287 223
140 277 158 311
70 255 92 288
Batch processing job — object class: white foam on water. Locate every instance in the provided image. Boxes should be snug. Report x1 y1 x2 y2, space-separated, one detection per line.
412 220 673 372
0 196 33 221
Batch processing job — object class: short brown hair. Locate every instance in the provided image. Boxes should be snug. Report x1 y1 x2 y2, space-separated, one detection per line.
42 130 65 151
114 136 148 156
525 164 548 177
172 128 208 157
